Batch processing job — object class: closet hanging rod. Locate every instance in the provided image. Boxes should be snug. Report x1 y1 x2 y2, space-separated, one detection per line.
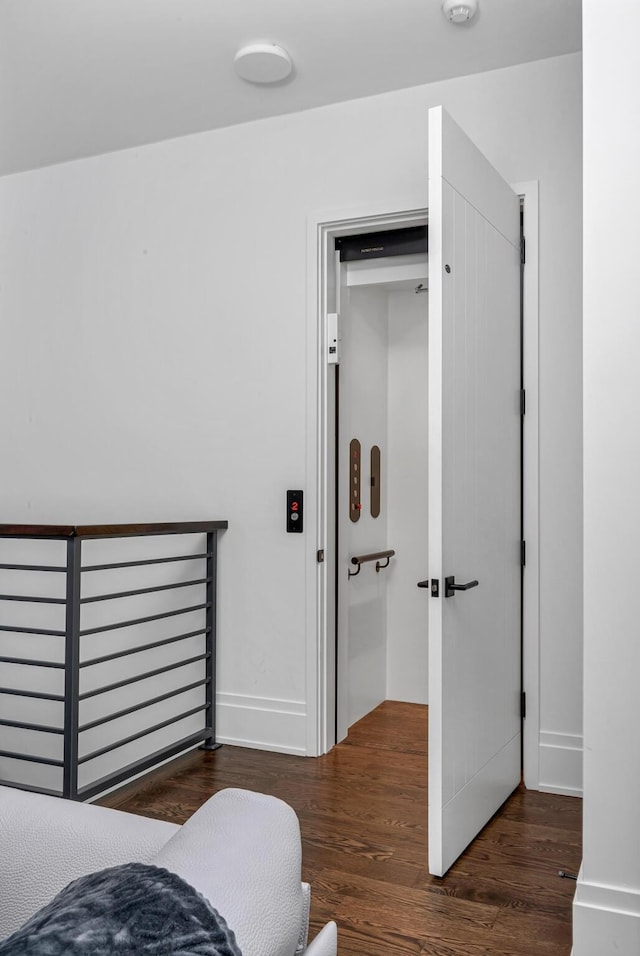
349 549 395 577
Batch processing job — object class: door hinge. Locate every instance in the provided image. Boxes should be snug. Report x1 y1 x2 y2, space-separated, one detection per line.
520 691 527 720
520 388 526 416
520 235 526 266
520 540 526 567
317 549 325 563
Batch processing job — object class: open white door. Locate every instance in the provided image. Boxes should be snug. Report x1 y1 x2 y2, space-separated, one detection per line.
427 106 521 876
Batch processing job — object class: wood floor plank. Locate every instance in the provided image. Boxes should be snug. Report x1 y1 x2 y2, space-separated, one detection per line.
490 905 573 950
99 702 581 956
308 866 501 931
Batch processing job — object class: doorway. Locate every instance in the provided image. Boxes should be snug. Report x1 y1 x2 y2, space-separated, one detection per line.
306 184 539 788
332 230 429 742
309 113 541 879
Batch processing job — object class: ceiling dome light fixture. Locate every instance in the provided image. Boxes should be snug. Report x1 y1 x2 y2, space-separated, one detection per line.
442 0 478 23
234 43 293 84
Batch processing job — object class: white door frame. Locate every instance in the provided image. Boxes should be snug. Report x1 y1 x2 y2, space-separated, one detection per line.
305 184 540 789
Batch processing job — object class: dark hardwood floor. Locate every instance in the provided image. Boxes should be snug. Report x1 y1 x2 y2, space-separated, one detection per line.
100 702 582 956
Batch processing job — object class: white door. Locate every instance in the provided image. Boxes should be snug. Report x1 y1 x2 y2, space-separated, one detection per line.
427 106 521 876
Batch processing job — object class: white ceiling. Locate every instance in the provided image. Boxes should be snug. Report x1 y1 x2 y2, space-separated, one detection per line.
0 0 581 177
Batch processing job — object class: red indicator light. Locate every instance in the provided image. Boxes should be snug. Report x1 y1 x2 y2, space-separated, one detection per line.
291 501 299 511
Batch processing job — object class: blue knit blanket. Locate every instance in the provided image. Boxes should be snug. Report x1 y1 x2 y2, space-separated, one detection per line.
0 863 243 956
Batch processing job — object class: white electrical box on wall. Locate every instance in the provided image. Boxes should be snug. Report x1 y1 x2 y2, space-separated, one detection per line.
327 312 340 364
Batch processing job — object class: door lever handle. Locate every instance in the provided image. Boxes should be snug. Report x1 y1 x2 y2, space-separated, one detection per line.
417 580 430 588
445 576 479 598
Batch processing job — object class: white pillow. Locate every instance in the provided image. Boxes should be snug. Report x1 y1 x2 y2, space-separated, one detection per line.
151 788 304 956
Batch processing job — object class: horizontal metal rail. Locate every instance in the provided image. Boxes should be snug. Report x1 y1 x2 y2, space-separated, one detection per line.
80 628 207 668
79 678 209 732
0 749 63 767
78 703 209 765
0 563 66 572
0 686 64 701
0 655 64 669
78 652 210 700
80 602 209 637
0 717 63 734
80 577 210 605
0 624 65 637
76 728 214 802
81 552 210 573
0 593 66 604
0 779 61 798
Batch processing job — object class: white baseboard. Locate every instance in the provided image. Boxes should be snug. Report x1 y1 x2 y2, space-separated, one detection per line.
539 731 583 797
573 867 640 955
215 693 307 756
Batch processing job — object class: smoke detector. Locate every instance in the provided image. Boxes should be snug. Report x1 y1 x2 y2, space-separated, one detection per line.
234 43 293 84
442 0 478 23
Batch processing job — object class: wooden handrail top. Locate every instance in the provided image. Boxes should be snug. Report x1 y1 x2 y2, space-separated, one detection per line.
0 521 228 540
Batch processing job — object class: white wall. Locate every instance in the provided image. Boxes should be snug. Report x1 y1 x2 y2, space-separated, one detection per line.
341 285 389 727
386 288 428 703
574 4 640 952
0 53 582 779
340 281 429 717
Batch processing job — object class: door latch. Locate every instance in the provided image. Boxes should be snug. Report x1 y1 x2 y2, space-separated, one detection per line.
417 578 440 597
